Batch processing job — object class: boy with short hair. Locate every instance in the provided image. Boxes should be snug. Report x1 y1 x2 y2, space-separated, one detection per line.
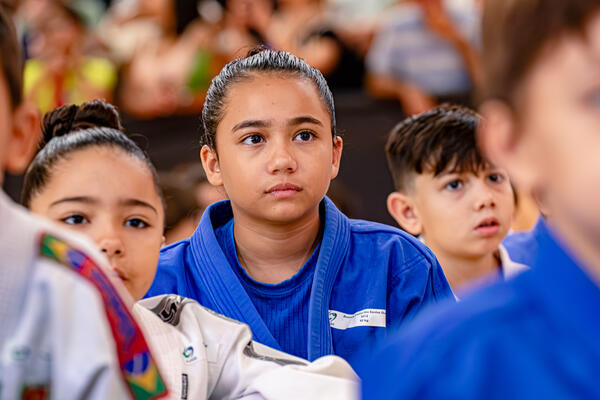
385 104 526 293
0 6 167 399
360 0 600 398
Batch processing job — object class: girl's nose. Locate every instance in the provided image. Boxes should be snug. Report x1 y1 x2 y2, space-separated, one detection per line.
268 142 297 174
99 237 124 256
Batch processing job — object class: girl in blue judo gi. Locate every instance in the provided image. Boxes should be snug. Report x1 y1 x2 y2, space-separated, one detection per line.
146 47 453 365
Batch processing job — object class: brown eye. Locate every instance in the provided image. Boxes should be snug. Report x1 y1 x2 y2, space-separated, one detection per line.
125 218 149 229
295 131 314 142
242 134 264 145
63 214 88 225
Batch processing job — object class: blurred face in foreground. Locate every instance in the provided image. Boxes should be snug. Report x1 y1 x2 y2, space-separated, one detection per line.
479 11 600 273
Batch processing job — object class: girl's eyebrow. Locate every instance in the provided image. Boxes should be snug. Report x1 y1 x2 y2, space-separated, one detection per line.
288 116 323 127
50 196 96 207
232 119 271 132
119 199 158 215
232 116 323 132
49 197 158 215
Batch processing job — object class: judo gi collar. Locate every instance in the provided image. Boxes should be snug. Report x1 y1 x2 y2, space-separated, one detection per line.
189 197 351 359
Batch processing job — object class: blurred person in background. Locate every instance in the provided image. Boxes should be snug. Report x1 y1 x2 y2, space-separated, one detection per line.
159 162 226 244
366 0 481 115
225 0 366 90
104 0 221 118
22 0 116 114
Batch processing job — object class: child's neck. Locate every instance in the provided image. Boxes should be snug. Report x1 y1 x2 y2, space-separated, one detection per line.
435 250 500 292
232 207 322 284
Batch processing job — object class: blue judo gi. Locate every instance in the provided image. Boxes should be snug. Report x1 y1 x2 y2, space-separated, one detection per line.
146 198 452 364
359 219 600 399
502 217 545 268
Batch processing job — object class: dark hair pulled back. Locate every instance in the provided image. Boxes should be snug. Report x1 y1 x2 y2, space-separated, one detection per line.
201 47 336 149
22 100 164 211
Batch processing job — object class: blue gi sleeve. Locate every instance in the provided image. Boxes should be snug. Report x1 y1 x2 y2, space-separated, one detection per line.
387 239 455 329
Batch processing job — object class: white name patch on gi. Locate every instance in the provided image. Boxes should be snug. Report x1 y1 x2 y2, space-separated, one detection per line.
328 308 386 330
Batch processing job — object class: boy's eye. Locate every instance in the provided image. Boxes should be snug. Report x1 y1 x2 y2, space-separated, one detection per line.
125 218 148 229
62 214 88 225
241 134 264 145
294 131 315 142
488 173 504 184
445 180 463 191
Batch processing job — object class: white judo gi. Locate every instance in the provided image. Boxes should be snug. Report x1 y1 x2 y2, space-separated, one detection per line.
0 192 167 400
135 294 359 400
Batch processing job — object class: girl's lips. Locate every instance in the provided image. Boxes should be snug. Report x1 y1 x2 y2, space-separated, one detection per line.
113 267 127 281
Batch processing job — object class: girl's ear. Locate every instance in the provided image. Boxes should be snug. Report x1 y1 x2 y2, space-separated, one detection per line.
4 100 40 174
387 191 423 235
330 135 343 179
200 145 223 187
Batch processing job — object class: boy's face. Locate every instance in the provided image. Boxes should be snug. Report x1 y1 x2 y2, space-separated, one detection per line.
201 74 342 225
396 167 514 260
480 11 600 263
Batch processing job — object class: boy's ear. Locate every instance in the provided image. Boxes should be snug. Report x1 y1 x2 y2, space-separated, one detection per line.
4 100 40 174
387 191 422 235
200 145 224 187
478 100 538 191
330 135 343 179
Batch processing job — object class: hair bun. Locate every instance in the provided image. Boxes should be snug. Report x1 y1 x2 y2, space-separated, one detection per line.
41 104 80 145
41 100 124 146
246 44 272 58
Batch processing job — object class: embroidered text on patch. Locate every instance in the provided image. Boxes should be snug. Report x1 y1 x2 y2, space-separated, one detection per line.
328 308 386 330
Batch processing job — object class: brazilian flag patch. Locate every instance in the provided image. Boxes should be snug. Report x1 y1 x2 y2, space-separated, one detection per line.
39 233 168 399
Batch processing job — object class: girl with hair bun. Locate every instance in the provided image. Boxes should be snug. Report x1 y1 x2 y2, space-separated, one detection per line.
147 48 454 365
23 99 359 400
23 99 166 301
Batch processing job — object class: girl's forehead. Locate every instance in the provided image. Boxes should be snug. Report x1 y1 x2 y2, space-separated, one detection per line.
228 73 313 93
46 147 161 202
221 74 330 121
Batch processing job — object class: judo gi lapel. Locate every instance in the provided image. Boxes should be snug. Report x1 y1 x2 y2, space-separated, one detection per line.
188 200 280 350
307 197 351 360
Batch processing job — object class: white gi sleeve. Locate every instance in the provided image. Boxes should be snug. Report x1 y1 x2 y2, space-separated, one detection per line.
39 259 134 399
0 193 167 400
138 295 359 400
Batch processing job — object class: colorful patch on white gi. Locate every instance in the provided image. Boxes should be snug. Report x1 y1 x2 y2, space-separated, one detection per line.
21 385 48 400
39 233 168 400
